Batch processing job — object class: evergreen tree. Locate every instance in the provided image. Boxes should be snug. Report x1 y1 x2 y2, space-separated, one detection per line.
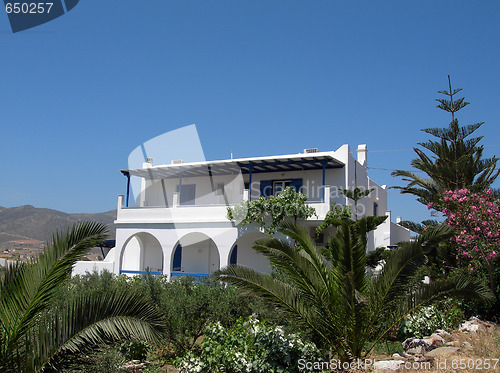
392 76 499 206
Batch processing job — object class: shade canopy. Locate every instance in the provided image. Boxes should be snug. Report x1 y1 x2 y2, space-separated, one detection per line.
121 152 344 179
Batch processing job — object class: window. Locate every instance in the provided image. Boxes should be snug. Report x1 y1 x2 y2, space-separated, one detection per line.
373 202 378 217
273 180 292 196
260 178 303 198
177 184 196 205
215 183 225 196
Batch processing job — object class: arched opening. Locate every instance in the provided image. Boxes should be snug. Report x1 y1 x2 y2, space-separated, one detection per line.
120 232 163 276
228 232 270 274
171 233 220 280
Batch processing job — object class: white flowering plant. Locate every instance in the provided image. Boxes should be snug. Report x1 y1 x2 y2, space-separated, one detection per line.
175 316 323 372
398 300 463 339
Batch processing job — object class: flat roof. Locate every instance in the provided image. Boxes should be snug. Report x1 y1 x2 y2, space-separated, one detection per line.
121 151 344 179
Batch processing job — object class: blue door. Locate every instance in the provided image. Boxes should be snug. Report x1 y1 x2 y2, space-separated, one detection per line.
230 245 238 265
172 244 182 271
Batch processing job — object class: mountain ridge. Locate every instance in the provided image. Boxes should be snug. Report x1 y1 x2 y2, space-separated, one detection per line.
0 205 116 244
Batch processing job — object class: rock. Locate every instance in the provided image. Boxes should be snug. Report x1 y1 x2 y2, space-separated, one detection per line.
425 346 460 358
446 341 460 347
424 334 445 348
413 355 433 363
459 316 494 333
461 341 473 349
373 360 405 371
406 346 426 356
402 337 436 352
402 338 429 351
434 329 452 341
392 353 406 359
119 361 150 372
459 320 481 332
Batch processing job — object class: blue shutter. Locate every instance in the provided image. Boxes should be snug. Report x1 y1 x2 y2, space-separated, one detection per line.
172 244 182 271
230 245 238 265
260 180 273 198
180 184 196 205
290 178 303 193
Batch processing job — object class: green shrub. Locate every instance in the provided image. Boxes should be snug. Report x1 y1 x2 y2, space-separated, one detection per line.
118 340 149 362
61 346 126 373
175 316 324 373
398 300 464 339
58 271 308 365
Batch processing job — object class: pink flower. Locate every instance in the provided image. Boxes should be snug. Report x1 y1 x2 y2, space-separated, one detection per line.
427 202 434 210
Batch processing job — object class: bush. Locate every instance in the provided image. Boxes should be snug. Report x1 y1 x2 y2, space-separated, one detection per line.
57 271 309 366
131 275 258 358
61 272 272 357
175 316 323 373
398 300 464 339
118 340 149 362
60 346 126 373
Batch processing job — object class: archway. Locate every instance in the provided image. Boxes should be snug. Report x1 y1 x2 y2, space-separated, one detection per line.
228 232 270 273
120 232 163 276
171 233 220 279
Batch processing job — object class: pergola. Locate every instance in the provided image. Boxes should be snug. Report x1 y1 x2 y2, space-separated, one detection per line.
120 152 344 206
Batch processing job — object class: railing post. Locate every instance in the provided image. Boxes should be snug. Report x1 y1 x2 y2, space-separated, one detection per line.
248 166 253 201
173 192 180 207
118 195 124 209
324 186 331 206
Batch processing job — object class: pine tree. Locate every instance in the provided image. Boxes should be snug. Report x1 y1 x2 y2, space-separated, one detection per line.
392 76 499 206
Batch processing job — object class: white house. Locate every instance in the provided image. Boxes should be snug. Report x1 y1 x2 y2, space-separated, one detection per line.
72 144 410 278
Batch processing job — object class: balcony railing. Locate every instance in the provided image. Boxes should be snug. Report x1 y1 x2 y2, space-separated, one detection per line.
116 186 333 223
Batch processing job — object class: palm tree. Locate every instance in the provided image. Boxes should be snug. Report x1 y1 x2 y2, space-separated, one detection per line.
392 76 499 206
0 221 166 372
215 218 493 361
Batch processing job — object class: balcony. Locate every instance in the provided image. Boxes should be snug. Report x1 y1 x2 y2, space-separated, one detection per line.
116 187 332 225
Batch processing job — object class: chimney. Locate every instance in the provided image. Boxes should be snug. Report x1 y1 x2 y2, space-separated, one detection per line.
357 144 367 166
396 216 402 224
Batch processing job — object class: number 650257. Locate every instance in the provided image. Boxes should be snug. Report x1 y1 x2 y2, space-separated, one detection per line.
5 3 54 14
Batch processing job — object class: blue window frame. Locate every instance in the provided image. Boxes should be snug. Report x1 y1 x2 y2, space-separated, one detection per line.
259 178 302 198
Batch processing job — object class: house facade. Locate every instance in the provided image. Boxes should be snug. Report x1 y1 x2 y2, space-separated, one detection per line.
72 144 410 278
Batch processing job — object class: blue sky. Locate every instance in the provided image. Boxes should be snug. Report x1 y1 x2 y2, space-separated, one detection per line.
1 0 499 225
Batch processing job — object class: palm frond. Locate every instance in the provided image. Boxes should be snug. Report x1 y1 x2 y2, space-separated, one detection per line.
30 288 166 372
0 222 113 371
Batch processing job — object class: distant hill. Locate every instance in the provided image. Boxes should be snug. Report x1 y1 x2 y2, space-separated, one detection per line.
0 205 116 245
